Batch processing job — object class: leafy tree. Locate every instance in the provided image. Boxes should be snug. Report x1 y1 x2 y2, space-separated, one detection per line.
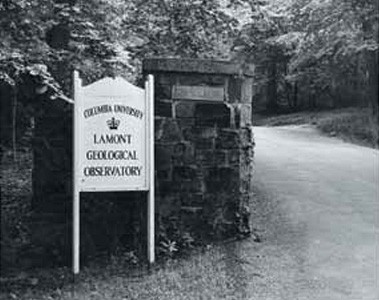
1 0 238 95
0 0 243 267
1 0 242 151
233 0 378 125
233 0 291 112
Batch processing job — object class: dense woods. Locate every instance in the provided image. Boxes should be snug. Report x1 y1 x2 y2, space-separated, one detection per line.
1 0 378 271
0 0 377 118
1 0 378 148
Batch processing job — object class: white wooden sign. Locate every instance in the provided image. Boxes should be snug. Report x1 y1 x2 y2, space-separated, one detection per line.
75 77 148 191
73 72 155 274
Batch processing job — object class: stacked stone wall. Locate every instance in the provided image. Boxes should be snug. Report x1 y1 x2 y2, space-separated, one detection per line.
143 58 254 237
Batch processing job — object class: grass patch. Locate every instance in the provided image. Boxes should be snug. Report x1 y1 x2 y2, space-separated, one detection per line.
1 148 260 299
254 108 378 148
1 241 257 300
1 148 33 273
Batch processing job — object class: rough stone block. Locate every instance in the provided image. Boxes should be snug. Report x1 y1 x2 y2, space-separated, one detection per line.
156 73 174 85
157 169 171 181
240 177 252 194
241 78 253 103
180 206 203 213
172 166 197 181
155 100 172 117
182 127 195 142
195 150 215 166
177 118 195 129
227 77 242 103
180 193 204 206
205 167 239 193
160 119 183 141
155 84 171 99
227 149 240 165
216 129 240 149
240 146 254 165
240 127 254 148
175 101 196 118
195 103 231 128
180 179 204 194
172 142 195 165
233 106 241 129
143 58 253 76
196 126 218 139
158 180 179 195
158 195 181 217
177 74 226 87
155 144 173 170
172 142 186 156
180 207 204 232
155 118 164 140
195 138 214 150
240 104 252 127
215 150 227 165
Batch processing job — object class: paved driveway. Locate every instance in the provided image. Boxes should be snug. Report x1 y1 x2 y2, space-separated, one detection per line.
244 125 379 299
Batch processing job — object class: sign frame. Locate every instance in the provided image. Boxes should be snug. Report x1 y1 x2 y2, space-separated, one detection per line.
72 71 155 274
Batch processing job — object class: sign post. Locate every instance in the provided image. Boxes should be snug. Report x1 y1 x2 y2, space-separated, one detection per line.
73 72 155 274
73 71 81 275
146 75 155 264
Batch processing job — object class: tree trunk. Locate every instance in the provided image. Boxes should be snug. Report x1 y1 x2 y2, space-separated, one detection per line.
266 52 278 113
367 50 379 145
12 87 18 163
294 81 298 109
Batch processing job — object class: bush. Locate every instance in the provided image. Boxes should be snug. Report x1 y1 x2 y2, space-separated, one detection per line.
1 149 33 273
158 216 196 259
254 108 379 148
317 108 378 147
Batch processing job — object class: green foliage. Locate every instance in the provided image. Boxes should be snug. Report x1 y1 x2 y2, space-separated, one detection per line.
0 150 33 272
1 0 377 111
254 108 379 148
0 0 239 98
233 0 378 114
124 0 237 59
158 216 196 258
0 0 134 94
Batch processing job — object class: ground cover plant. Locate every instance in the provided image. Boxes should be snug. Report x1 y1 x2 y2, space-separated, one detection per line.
0 240 262 300
253 107 379 148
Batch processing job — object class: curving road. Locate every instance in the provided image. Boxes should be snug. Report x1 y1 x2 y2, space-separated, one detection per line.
245 125 379 299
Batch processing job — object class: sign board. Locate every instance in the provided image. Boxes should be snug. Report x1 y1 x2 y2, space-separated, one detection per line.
75 77 148 191
73 72 155 274
172 85 224 101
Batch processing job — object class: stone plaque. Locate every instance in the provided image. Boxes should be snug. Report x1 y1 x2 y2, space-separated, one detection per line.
172 85 224 101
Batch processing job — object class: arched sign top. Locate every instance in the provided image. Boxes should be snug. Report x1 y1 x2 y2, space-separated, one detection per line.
81 77 144 97
74 75 150 192
73 72 155 274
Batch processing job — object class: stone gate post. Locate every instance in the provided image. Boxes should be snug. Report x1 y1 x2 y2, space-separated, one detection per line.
143 58 254 237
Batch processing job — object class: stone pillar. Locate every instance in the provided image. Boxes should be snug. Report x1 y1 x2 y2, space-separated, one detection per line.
143 58 254 238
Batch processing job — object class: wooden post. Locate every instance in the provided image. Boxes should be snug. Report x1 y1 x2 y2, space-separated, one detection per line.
73 71 82 274
147 75 155 264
